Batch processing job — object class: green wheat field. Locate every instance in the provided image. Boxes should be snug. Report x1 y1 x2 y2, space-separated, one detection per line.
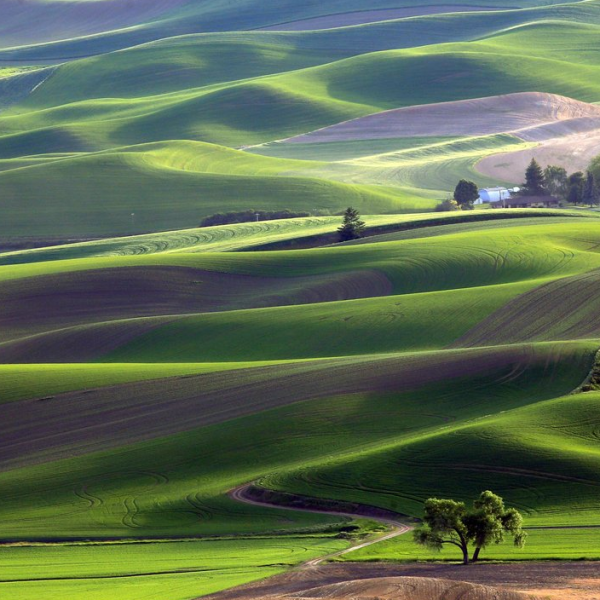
1 1 600 598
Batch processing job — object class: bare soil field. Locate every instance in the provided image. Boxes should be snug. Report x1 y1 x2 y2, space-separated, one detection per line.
201 562 600 600
477 128 600 183
286 93 600 143
258 6 500 31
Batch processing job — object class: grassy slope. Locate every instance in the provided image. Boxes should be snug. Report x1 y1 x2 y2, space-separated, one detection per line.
0 144 428 237
0 0 585 62
2 12 600 236
0 361 300 405
1 220 600 348
4 1 600 596
284 134 532 192
12 38 600 147
0 210 582 263
0 343 594 537
2 19 600 236
3 217 600 595
261 351 600 526
0 537 346 600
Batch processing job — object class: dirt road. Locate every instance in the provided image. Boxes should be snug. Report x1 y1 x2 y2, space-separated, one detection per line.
229 483 412 566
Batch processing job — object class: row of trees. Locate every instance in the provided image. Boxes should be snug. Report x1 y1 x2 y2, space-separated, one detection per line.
524 157 600 205
444 154 600 212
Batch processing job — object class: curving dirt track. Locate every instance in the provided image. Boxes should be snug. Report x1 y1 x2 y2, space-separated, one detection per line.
258 6 500 31
230 483 412 566
200 562 600 600
286 93 600 144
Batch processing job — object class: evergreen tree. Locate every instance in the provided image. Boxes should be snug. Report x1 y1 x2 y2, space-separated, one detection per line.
338 207 366 241
522 158 546 196
453 180 479 208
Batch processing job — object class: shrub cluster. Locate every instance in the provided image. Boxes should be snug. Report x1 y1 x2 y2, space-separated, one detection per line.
200 209 311 227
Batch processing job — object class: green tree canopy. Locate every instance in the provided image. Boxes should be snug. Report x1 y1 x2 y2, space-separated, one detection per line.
567 171 585 204
453 180 479 208
338 207 366 241
413 490 526 564
543 165 568 198
583 171 599 207
522 158 546 196
588 154 600 183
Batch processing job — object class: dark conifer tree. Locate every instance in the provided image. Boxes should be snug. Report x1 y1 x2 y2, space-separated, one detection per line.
338 207 366 241
522 158 546 196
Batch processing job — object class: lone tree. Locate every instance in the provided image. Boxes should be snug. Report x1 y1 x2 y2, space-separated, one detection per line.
338 207 366 241
522 158 546 196
453 180 479 209
413 490 526 565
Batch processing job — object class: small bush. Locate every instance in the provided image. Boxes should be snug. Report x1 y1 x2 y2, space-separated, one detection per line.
435 199 460 212
200 209 311 227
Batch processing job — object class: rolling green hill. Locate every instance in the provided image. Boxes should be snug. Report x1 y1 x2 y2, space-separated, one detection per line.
3 214 600 598
2 5 600 237
4 1 600 599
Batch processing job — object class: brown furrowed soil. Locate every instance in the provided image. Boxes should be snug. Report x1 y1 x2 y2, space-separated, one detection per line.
0 267 393 342
285 93 600 144
200 562 600 600
258 6 499 31
477 128 600 184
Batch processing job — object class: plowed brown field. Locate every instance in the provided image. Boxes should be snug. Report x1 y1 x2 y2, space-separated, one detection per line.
201 563 600 600
286 93 600 143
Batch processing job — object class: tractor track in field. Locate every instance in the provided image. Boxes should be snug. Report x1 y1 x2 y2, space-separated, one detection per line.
229 483 413 567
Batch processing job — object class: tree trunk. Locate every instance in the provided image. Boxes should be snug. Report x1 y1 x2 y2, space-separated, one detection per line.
472 547 481 563
462 545 470 565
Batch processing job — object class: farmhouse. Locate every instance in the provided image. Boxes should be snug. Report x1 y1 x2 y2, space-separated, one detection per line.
490 196 560 209
475 187 513 205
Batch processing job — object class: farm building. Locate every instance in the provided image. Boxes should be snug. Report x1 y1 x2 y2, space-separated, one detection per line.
475 187 514 205
490 196 560 209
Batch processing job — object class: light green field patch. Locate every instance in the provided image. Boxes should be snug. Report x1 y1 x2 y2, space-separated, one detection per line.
249 136 461 161
340 526 600 562
102 281 542 362
0 536 347 600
